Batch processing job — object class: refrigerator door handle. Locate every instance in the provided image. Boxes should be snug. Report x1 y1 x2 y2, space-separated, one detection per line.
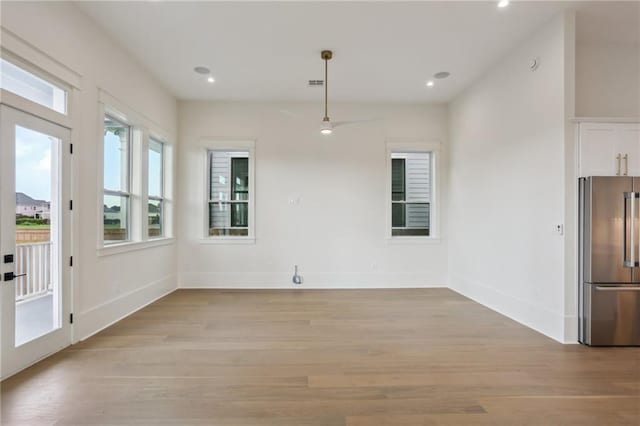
632 192 636 267
595 286 640 291
623 192 640 267
624 192 630 267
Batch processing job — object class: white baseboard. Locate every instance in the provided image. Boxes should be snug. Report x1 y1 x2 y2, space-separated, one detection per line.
449 274 565 343
75 274 177 342
179 271 445 289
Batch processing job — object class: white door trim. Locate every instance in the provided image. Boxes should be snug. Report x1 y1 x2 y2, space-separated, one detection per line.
0 105 73 380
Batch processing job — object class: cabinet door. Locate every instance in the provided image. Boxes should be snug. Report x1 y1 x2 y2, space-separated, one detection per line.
618 124 640 176
579 123 619 177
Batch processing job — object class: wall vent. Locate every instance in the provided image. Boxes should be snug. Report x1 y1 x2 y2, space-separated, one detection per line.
308 80 324 87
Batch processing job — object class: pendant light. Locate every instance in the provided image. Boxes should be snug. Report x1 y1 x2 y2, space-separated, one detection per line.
320 50 333 135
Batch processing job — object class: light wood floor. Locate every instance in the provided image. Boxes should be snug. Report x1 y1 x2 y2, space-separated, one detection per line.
2 289 639 425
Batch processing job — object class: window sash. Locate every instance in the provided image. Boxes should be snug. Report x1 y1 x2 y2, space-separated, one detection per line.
103 112 131 244
104 114 131 193
148 196 163 238
103 190 131 243
208 200 249 229
148 138 164 199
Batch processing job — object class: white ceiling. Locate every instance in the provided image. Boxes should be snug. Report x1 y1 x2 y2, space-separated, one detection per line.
74 1 637 103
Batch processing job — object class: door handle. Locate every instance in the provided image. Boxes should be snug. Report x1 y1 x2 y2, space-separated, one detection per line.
617 154 622 175
624 154 629 176
596 286 640 291
3 272 26 281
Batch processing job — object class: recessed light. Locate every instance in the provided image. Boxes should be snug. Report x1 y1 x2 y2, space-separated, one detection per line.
434 71 450 79
194 66 210 74
207 76 215 83
426 80 434 87
497 0 509 8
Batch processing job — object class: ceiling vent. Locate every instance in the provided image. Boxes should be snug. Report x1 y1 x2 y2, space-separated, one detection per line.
308 80 324 87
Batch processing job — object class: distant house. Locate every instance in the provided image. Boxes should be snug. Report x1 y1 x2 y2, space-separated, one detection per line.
103 204 124 224
16 192 50 219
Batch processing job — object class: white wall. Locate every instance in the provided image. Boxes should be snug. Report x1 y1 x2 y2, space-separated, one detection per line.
448 14 571 342
1 1 178 341
575 42 640 118
178 101 448 288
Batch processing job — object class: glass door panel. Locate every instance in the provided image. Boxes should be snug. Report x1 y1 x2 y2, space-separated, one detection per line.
14 125 60 346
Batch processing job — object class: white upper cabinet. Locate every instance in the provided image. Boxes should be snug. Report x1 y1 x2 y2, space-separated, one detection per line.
579 123 640 177
619 124 640 176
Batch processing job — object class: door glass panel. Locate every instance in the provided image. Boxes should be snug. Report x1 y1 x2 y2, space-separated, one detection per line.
14 125 61 346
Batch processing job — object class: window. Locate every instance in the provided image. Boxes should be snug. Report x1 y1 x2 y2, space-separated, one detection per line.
390 152 432 237
103 115 131 243
0 58 67 114
207 150 251 237
148 139 164 238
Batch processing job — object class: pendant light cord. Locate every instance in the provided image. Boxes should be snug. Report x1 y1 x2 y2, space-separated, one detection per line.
324 57 328 120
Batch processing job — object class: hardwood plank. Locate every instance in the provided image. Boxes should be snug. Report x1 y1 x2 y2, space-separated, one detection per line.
2 289 639 425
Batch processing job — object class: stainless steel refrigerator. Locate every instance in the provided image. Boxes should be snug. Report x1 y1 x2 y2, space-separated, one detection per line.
579 176 640 346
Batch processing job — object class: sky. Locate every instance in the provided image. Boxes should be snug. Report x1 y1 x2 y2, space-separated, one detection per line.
104 131 162 197
14 127 162 205
15 125 53 202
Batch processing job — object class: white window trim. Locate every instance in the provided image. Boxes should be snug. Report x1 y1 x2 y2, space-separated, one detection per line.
385 140 441 243
201 139 256 244
1 28 82 90
97 237 175 257
97 91 174 252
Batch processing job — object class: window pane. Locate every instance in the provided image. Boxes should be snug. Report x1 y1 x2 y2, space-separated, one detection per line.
391 152 431 237
391 158 405 201
231 158 249 201
103 194 129 242
392 203 405 227
0 58 67 114
148 199 163 238
104 116 129 192
148 139 163 198
231 202 248 227
208 202 248 236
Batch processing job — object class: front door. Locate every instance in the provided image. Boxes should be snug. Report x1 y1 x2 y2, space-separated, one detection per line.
0 105 72 379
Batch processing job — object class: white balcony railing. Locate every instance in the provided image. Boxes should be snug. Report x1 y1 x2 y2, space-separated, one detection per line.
15 242 52 302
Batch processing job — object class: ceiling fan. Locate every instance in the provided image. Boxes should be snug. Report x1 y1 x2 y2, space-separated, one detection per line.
318 49 379 135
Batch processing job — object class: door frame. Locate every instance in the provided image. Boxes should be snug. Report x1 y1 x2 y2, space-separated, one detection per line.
0 105 74 379
0 41 80 380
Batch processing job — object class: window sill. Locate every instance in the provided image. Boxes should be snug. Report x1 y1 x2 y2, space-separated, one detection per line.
98 237 175 256
386 237 441 245
199 237 256 245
